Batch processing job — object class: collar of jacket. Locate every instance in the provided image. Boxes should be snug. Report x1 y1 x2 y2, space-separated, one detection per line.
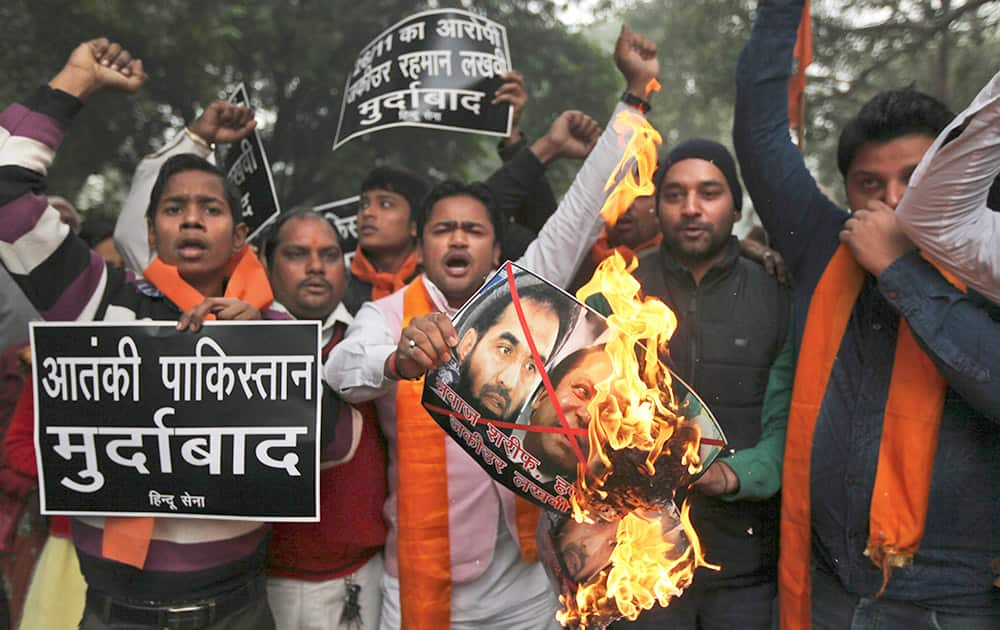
657 235 741 284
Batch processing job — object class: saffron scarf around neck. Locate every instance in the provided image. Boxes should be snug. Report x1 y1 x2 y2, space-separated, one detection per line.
395 276 538 630
351 247 419 301
101 246 273 570
779 245 964 629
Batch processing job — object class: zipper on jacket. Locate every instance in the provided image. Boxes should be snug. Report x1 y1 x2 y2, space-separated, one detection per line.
688 288 699 387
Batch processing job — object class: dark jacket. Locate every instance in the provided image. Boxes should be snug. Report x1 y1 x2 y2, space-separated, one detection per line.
734 0 1000 614
634 237 790 585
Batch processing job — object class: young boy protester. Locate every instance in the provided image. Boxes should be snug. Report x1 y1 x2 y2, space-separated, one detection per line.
113 97 388 628
326 24 659 630
734 1 1000 627
0 39 282 628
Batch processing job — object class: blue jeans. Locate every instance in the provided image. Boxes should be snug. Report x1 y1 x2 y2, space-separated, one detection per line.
610 579 776 630
811 566 998 630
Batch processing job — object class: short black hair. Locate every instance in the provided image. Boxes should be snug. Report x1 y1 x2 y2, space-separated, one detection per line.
837 87 953 177
259 208 342 269
416 179 505 243
360 166 430 220
461 279 575 360
146 154 243 221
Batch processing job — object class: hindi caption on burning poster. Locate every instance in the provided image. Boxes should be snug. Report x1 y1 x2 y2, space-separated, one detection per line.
30 320 321 521
334 8 513 149
218 83 283 241
420 262 727 516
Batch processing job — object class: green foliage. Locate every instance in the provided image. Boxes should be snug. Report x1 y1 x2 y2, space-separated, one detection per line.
0 0 620 216
614 0 1000 202
3 0 996 216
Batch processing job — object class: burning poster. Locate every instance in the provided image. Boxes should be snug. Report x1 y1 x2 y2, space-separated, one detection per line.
421 260 725 512
421 258 726 627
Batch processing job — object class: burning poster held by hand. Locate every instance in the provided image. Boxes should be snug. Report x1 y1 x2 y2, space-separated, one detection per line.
420 256 726 627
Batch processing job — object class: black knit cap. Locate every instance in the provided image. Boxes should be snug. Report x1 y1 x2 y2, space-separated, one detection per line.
655 138 743 213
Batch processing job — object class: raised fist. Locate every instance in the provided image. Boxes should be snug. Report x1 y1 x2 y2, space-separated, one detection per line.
188 100 257 146
614 25 659 98
51 38 145 99
546 111 602 161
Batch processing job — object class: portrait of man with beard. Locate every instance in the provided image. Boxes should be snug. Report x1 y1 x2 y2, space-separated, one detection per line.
451 270 577 424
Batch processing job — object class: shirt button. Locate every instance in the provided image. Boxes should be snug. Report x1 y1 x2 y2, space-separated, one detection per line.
872 323 882 331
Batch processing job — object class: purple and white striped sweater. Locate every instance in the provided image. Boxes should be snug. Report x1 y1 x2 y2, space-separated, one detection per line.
0 86 274 602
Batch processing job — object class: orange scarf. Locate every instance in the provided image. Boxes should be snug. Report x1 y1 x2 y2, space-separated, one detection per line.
396 276 538 629
351 248 419 301
779 245 963 629
101 246 273 569
590 228 662 266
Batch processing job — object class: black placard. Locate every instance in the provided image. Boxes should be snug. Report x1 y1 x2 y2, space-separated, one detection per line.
31 321 321 521
334 8 513 149
219 84 282 241
313 195 360 269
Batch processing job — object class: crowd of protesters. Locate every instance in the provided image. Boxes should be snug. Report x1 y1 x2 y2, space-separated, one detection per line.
0 0 996 628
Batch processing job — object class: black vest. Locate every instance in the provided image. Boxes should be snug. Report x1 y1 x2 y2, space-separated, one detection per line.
634 237 789 585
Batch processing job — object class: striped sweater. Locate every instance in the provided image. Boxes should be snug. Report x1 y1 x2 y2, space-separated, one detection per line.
0 86 273 603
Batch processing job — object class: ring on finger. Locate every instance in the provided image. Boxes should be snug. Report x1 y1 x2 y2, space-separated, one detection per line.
408 338 417 350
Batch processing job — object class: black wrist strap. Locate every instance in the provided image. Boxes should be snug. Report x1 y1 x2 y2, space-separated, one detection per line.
620 90 651 113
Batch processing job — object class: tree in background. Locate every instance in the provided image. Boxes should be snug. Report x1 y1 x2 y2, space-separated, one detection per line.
0 0 619 217
2 0 997 215
611 0 999 200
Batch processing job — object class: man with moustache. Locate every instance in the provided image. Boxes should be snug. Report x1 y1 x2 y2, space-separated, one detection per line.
257 209 388 630
344 73 601 315
326 25 661 629
612 139 793 630
451 279 575 423
522 346 613 482
734 1 1000 626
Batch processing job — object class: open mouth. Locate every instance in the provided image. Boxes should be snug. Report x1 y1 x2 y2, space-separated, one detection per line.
442 251 473 277
176 237 209 260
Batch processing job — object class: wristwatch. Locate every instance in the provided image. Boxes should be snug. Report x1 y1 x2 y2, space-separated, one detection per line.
620 90 652 114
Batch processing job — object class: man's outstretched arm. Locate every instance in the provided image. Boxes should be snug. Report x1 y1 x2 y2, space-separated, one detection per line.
896 70 1000 304
733 0 846 280
0 39 144 321
518 24 659 289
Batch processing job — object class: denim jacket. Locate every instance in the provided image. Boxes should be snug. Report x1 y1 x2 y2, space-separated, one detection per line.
733 0 1000 614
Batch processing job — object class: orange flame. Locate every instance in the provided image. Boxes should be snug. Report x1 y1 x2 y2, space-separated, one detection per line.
598 109 662 225
555 252 716 627
558 501 718 628
555 106 714 627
